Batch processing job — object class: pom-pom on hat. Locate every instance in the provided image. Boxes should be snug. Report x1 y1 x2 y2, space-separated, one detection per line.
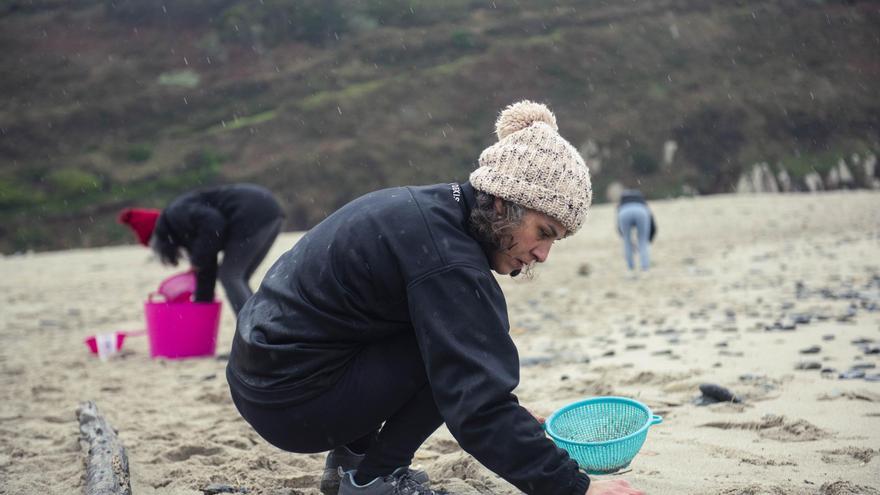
118 208 161 246
470 100 592 235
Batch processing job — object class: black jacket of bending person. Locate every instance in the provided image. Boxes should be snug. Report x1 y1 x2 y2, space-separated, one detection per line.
227 182 589 495
152 183 283 302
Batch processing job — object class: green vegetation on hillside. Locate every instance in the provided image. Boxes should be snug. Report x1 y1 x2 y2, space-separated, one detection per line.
1 0 878 252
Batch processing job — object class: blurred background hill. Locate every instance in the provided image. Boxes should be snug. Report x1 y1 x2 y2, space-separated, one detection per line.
1 0 878 253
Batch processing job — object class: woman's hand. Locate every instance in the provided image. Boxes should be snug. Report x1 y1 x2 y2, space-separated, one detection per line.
585 479 643 495
524 407 546 425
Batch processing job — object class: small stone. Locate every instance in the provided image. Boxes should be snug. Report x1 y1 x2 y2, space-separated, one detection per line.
822 334 835 341
697 383 740 405
850 363 876 370
202 484 248 495
795 361 822 370
577 263 591 276
778 319 797 330
799 345 821 354
839 369 866 380
625 344 645 350
521 356 553 367
864 374 880 382
792 313 812 325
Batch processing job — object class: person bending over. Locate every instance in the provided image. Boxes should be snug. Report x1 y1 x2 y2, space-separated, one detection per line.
119 183 284 314
616 189 656 273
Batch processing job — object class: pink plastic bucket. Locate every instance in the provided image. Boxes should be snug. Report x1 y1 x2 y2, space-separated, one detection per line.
144 294 222 359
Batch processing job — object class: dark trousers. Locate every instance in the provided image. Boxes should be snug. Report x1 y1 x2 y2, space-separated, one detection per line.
230 333 443 480
218 217 283 314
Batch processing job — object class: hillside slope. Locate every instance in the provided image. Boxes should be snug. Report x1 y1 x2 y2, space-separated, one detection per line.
1 0 878 252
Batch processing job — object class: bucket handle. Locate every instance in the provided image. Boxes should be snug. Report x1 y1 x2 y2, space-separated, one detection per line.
650 415 663 426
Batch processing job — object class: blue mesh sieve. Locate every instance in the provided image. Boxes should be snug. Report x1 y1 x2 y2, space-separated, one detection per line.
545 396 663 474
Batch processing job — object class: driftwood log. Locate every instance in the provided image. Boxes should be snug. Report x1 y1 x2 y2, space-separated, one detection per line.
76 401 132 495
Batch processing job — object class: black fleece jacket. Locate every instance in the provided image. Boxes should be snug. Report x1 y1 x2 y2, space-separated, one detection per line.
153 183 283 301
227 182 589 495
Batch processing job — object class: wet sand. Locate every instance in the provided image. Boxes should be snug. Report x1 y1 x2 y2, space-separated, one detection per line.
1 191 878 494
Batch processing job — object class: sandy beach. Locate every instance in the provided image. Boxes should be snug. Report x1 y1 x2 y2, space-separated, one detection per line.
1 191 878 495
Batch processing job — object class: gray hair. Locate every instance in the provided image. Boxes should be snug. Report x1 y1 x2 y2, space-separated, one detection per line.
468 191 534 278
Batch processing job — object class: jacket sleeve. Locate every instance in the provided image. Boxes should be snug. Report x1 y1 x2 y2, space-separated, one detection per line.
187 205 226 302
407 266 589 495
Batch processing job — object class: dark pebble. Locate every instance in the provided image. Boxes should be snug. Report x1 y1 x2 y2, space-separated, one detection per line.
625 344 645 350
560 375 570 381
697 383 740 405
864 374 880 382
215 353 230 361
863 346 880 355
651 349 673 356
602 350 615 357
792 313 813 325
796 361 822 370
850 363 876 370
839 370 866 380
202 484 248 495
822 334 835 341
799 345 821 354
851 338 873 345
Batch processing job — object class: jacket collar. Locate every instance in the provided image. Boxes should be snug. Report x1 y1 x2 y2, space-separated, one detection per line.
457 181 495 265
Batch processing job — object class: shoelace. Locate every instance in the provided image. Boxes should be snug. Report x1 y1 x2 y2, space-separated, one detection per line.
389 472 448 495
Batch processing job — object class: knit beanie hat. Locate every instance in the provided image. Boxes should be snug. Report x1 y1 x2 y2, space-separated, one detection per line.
117 208 161 246
470 100 592 235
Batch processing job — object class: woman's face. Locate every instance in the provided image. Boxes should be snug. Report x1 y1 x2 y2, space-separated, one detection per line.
490 198 567 276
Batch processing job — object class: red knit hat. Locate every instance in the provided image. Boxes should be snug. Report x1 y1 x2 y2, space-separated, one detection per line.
118 208 161 246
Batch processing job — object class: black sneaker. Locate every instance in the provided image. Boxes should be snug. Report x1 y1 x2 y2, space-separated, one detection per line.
320 447 365 495
320 447 430 495
338 470 448 495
